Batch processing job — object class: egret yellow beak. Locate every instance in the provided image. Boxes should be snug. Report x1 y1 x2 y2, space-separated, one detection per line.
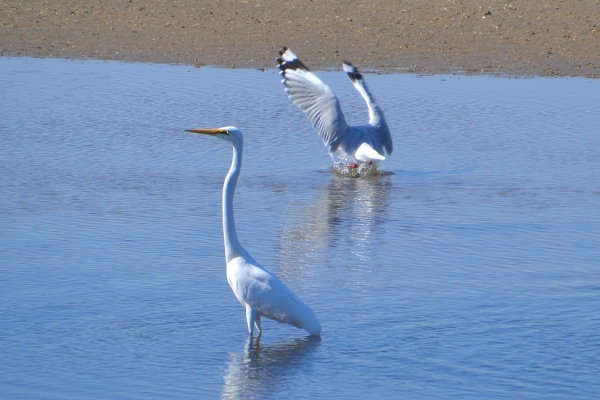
185 128 223 135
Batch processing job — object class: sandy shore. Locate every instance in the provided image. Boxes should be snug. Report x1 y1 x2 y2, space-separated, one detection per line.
1 0 599 77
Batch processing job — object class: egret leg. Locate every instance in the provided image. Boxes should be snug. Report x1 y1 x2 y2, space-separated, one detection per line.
254 315 262 337
245 305 257 336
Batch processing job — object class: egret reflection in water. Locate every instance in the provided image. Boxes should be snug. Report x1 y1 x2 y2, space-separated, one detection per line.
221 336 321 399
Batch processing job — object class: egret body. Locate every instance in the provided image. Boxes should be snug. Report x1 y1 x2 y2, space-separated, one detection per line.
186 126 322 336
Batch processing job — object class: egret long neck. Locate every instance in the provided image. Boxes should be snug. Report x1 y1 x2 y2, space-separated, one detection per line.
222 141 244 263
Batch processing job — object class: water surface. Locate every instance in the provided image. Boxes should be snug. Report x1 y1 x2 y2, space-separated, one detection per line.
1 57 599 399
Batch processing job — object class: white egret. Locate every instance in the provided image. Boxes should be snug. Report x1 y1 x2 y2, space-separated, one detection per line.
186 126 322 337
277 48 393 169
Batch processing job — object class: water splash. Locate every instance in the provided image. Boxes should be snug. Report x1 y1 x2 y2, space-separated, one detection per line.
331 159 384 178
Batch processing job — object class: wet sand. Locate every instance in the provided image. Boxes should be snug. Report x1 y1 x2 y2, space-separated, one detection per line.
1 0 599 77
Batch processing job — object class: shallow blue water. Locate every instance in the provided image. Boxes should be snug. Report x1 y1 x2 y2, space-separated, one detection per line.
1 57 600 399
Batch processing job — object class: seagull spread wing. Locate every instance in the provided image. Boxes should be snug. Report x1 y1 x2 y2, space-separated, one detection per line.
343 61 394 156
277 48 347 153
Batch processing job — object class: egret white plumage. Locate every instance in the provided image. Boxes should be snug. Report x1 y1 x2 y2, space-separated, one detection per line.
185 126 322 337
277 48 393 169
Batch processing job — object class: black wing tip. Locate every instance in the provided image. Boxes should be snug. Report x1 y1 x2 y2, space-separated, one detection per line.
276 47 310 73
343 61 363 83
278 46 289 57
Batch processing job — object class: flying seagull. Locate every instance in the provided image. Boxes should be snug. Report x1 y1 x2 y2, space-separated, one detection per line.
277 48 393 169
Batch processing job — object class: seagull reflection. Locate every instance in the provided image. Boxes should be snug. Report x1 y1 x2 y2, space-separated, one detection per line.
276 173 393 275
221 336 321 399
325 173 393 251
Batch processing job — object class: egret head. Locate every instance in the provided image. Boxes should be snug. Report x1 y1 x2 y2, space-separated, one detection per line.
185 126 243 146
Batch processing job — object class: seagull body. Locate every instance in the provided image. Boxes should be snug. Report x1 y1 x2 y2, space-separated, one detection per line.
186 126 321 337
277 48 393 167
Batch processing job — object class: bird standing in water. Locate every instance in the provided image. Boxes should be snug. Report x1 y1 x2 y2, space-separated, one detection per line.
277 48 393 170
185 126 322 337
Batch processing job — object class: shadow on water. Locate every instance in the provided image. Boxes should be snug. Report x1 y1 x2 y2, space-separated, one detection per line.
221 335 321 399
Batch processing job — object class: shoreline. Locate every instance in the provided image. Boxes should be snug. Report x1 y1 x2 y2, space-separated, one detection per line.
1 0 599 78
6 55 597 81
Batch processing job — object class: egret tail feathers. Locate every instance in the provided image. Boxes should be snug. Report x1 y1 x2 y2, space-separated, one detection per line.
303 317 322 336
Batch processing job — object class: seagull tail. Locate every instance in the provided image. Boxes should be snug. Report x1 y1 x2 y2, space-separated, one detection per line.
355 142 385 162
